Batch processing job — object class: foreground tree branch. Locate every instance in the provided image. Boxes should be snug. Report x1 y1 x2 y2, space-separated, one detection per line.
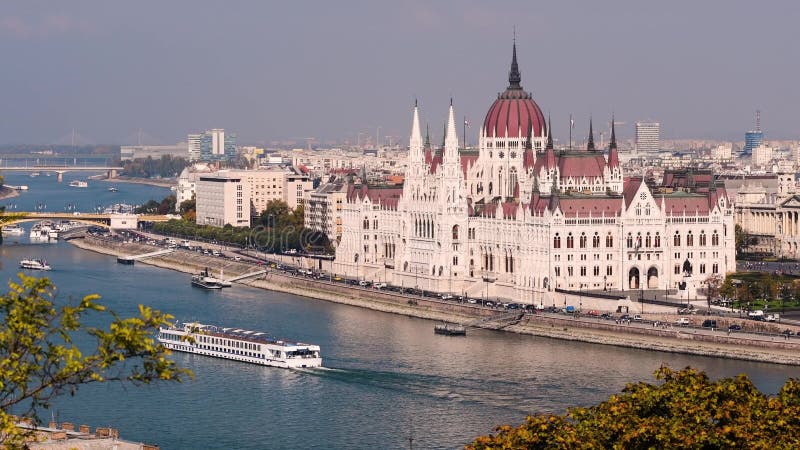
468 366 800 449
0 275 192 447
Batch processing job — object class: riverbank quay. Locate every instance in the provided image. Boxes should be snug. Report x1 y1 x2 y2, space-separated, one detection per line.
70 235 800 365
102 176 176 189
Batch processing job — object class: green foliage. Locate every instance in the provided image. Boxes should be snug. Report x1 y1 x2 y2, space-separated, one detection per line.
135 195 176 215
122 155 188 179
0 275 191 446
468 366 800 450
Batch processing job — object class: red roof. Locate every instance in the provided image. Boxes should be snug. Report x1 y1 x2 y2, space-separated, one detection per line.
663 196 710 215
558 154 607 179
623 177 643 207
483 90 546 139
346 184 403 209
558 197 622 217
460 153 478 177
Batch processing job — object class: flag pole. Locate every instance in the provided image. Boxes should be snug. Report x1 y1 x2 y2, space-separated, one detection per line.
569 114 573 151
463 116 467 149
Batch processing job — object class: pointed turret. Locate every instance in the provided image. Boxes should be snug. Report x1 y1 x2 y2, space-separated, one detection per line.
409 100 423 163
525 121 533 150
546 115 554 150
508 41 522 90
608 115 620 168
444 100 459 164
587 117 595 151
424 124 431 150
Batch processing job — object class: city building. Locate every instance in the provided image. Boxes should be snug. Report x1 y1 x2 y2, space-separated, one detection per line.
635 122 660 153
199 129 237 162
332 44 735 304
751 143 774 167
743 110 763 156
305 180 348 245
120 143 188 161
187 134 202 161
710 144 733 161
195 171 250 227
173 163 215 211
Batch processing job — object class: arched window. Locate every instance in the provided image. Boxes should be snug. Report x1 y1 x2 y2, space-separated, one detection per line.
567 233 574 249
712 231 719 246
699 231 707 246
686 231 694 247
354 254 359 263
579 233 587 248
592 232 600 248
554 233 561 249
645 232 652 248
674 232 681 247
363 217 369 229
606 233 613 248
452 225 459 240
626 233 633 248
654 233 661 248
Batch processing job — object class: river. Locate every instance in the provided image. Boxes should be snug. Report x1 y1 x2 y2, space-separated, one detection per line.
0 172 796 449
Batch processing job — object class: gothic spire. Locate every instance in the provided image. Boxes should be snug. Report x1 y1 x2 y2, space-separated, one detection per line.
424 124 431 149
508 40 522 90
525 120 533 150
409 101 423 162
609 115 617 150
587 117 595 151
546 114 553 150
444 101 459 163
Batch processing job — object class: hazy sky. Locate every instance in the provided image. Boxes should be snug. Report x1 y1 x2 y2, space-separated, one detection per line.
1 1 798 145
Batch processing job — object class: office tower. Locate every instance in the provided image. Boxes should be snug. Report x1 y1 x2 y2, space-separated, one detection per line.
198 129 237 162
743 110 763 156
635 122 660 153
187 134 202 161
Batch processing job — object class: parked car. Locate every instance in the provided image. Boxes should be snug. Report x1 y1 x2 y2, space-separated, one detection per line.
633 315 643 322
600 313 613 320
373 282 387 289
620 314 632 321
333 275 342 281
675 318 692 326
439 293 453 300
702 319 718 329
728 324 742 331
358 280 370 287
765 314 780 322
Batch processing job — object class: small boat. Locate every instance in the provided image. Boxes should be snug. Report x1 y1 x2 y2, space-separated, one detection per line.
30 172 40 178
2 224 24 235
434 323 466 336
69 180 88 188
191 268 223 290
19 259 52 271
108 186 118 192
29 221 56 242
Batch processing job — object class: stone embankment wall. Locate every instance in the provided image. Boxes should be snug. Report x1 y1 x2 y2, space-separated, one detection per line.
70 236 800 366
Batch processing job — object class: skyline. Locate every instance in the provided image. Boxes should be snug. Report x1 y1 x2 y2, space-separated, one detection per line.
1 1 798 145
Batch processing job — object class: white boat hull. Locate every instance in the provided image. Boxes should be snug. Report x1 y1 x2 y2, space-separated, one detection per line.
160 341 322 369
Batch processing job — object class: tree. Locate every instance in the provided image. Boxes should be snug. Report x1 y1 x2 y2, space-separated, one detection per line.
0 275 191 447
704 274 724 310
468 366 800 449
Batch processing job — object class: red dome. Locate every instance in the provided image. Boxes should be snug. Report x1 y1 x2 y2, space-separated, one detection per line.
483 91 546 139
482 43 546 139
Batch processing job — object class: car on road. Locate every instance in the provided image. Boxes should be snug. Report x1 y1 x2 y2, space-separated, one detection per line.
620 314 632 321
358 280 370 287
373 282 387 289
675 318 692 326
727 324 742 331
600 313 613 320
333 276 342 281
633 315 643 322
439 293 453 300
702 319 718 329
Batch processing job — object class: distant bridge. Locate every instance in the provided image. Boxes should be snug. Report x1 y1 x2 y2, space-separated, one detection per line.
0 165 124 181
0 211 170 228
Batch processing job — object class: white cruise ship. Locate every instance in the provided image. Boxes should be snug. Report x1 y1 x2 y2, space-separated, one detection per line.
158 322 322 369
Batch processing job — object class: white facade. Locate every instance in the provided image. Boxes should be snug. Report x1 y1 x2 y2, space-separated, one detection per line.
196 172 251 227
333 48 735 303
710 144 733 160
635 122 660 153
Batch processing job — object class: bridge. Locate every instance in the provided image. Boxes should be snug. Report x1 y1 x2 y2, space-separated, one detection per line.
0 165 124 181
0 211 171 229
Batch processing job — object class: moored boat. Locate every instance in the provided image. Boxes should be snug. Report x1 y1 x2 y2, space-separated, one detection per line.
158 322 322 369
434 323 466 336
69 180 88 188
19 259 52 271
2 224 25 235
191 268 223 289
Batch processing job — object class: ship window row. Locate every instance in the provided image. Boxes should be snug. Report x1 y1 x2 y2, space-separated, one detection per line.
197 344 267 359
159 332 181 341
197 335 261 351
